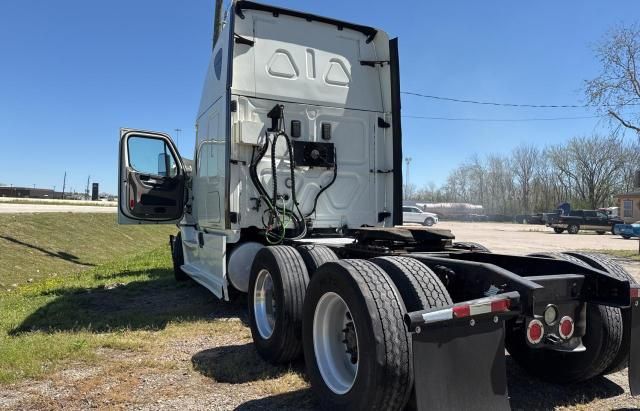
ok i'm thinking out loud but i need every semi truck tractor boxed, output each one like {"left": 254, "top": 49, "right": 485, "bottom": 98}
{"left": 118, "top": 1, "right": 640, "bottom": 409}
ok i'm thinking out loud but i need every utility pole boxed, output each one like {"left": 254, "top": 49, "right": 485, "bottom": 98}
{"left": 174, "top": 128, "right": 182, "bottom": 152}
{"left": 85, "top": 175, "right": 91, "bottom": 200}
{"left": 62, "top": 171, "right": 67, "bottom": 200}
{"left": 404, "top": 157, "right": 412, "bottom": 199}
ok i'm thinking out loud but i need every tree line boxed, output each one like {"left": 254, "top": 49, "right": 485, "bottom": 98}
{"left": 406, "top": 23, "right": 640, "bottom": 216}
{"left": 405, "top": 136, "right": 639, "bottom": 215}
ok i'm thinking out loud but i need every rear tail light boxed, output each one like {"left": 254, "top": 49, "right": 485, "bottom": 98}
{"left": 527, "top": 319, "right": 544, "bottom": 344}
{"left": 558, "top": 316, "right": 574, "bottom": 340}
{"left": 631, "top": 287, "right": 640, "bottom": 299}
{"left": 130, "top": 199, "right": 135, "bottom": 209}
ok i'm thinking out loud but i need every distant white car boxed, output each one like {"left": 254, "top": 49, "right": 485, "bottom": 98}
{"left": 402, "top": 206, "right": 439, "bottom": 226}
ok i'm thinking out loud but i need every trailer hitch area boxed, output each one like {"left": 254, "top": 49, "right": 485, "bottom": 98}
{"left": 404, "top": 292, "right": 520, "bottom": 411}
{"left": 629, "top": 286, "right": 640, "bottom": 395}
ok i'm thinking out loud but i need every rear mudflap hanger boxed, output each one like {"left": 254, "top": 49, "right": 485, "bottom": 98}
{"left": 406, "top": 287, "right": 640, "bottom": 410}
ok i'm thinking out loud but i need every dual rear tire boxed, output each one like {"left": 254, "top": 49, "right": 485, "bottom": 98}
{"left": 248, "top": 246, "right": 451, "bottom": 410}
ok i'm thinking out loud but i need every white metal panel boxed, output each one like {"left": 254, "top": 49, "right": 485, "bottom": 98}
{"left": 181, "top": 226, "right": 228, "bottom": 300}
{"left": 232, "top": 10, "right": 383, "bottom": 112}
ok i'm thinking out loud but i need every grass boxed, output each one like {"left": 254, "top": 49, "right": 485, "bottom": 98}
{"left": 0, "top": 198, "right": 115, "bottom": 206}
{"left": 587, "top": 248, "right": 640, "bottom": 261}
{"left": 0, "top": 246, "right": 222, "bottom": 384}
{"left": 0, "top": 213, "right": 174, "bottom": 288}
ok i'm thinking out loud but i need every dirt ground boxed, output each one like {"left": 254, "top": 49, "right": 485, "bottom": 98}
{"left": 2, "top": 222, "right": 640, "bottom": 410}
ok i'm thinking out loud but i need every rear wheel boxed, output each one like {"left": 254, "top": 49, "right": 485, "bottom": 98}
{"left": 171, "top": 233, "right": 189, "bottom": 282}
{"left": 553, "top": 227, "right": 565, "bottom": 234}
{"left": 596, "top": 231, "right": 606, "bottom": 235}
{"left": 622, "top": 235, "right": 632, "bottom": 239}
{"left": 506, "top": 252, "right": 623, "bottom": 382}
{"left": 564, "top": 252, "right": 637, "bottom": 374}
{"left": 567, "top": 224, "right": 580, "bottom": 234}
{"left": 297, "top": 245, "right": 338, "bottom": 276}
{"left": 248, "top": 246, "right": 309, "bottom": 364}
{"left": 303, "top": 260, "right": 412, "bottom": 411}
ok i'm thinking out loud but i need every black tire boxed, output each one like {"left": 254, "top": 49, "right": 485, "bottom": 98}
{"left": 297, "top": 245, "right": 338, "bottom": 276}
{"left": 622, "top": 235, "right": 632, "bottom": 239}
{"left": 423, "top": 217, "right": 435, "bottom": 227}
{"left": 506, "top": 252, "right": 623, "bottom": 382}
{"left": 567, "top": 224, "right": 580, "bottom": 234}
{"left": 564, "top": 251, "right": 637, "bottom": 374}
{"left": 303, "top": 260, "right": 412, "bottom": 411}
{"left": 553, "top": 227, "right": 565, "bottom": 234}
{"left": 171, "top": 233, "right": 189, "bottom": 282}
{"left": 369, "top": 256, "right": 452, "bottom": 312}
{"left": 451, "top": 241, "right": 491, "bottom": 253}
{"left": 596, "top": 231, "right": 606, "bottom": 235}
{"left": 248, "top": 246, "right": 309, "bottom": 364}
{"left": 611, "top": 225, "right": 618, "bottom": 235}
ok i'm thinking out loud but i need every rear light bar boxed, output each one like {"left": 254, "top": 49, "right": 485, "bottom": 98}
{"left": 420, "top": 295, "right": 512, "bottom": 325}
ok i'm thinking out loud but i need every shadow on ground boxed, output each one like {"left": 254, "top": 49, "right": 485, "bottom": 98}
{"left": 12, "top": 270, "right": 246, "bottom": 334}
{"left": 231, "top": 355, "right": 626, "bottom": 410}
{"left": 0, "top": 235, "right": 95, "bottom": 266}
{"left": 192, "top": 342, "right": 305, "bottom": 384}
{"left": 235, "top": 389, "right": 317, "bottom": 410}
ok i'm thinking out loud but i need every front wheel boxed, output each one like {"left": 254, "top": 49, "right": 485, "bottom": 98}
{"left": 248, "top": 246, "right": 309, "bottom": 364}
{"left": 303, "top": 260, "right": 412, "bottom": 411}
{"left": 622, "top": 235, "right": 632, "bottom": 239}
{"left": 553, "top": 227, "right": 565, "bottom": 234}
{"left": 423, "top": 217, "right": 435, "bottom": 226}
{"left": 567, "top": 224, "right": 580, "bottom": 234}
{"left": 171, "top": 233, "right": 189, "bottom": 282}
{"left": 596, "top": 231, "right": 606, "bottom": 235}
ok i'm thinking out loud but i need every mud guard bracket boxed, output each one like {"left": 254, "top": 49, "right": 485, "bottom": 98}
{"left": 629, "top": 297, "right": 640, "bottom": 395}
{"left": 412, "top": 317, "right": 510, "bottom": 411}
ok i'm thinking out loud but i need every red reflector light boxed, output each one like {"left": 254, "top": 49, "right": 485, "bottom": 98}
{"left": 527, "top": 319, "right": 544, "bottom": 344}
{"left": 452, "top": 305, "right": 470, "bottom": 318}
{"left": 490, "top": 299, "right": 510, "bottom": 312}
{"left": 631, "top": 288, "right": 640, "bottom": 299}
{"left": 558, "top": 316, "right": 574, "bottom": 340}
{"left": 130, "top": 199, "right": 135, "bottom": 209}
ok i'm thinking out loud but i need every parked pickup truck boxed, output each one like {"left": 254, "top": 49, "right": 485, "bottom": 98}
{"left": 548, "top": 209, "right": 624, "bottom": 234}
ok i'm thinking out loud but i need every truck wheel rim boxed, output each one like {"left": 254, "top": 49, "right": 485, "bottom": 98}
{"left": 254, "top": 269, "right": 276, "bottom": 339}
{"left": 313, "top": 292, "right": 358, "bottom": 394}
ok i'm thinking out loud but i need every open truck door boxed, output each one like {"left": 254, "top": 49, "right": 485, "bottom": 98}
{"left": 118, "top": 128, "right": 186, "bottom": 224}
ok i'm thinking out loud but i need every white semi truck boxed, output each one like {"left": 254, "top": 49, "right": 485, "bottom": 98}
{"left": 118, "top": 2, "right": 640, "bottom": 409}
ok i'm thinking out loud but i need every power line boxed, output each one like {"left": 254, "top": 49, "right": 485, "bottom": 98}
{"left": 402, "top": 114, "right": 604, "bottom": 122}
{"left": 401, "top": 91, "right": 640, "bottom": 108}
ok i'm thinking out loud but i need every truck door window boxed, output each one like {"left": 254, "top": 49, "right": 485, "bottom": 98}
{"left": 128, "top": 137, "right": 178, "bottom": 178}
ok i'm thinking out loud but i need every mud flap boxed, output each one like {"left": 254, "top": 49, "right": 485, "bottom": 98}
{"left": 412, "top": 318, "right": 510, "bottom": 411}
{"left": 629, "top": 300, "right": 640, "bottom": 395}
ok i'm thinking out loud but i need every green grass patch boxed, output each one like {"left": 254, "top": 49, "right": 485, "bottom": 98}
{"left": 588, "top": 248, "right": 640, "bottom": 261}
{"left": 0, "top": 247, "right": 223, "bottom": 384}
{"left": 0, "top": 213, "right": 174, "bottom": 288}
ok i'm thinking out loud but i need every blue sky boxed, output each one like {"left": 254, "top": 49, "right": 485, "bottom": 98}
{"left": 0, "top": 0, "right": 637, "bottom": 194}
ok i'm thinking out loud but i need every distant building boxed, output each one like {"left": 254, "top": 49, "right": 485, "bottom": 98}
{"left": 616, "top": 191, "right": 640, "bottom": 223}
{"left": 0, "top": 186, "right": 63, "bottom": 199}
{"left": 616, "top": 171, "right": 640, "bottom": 223}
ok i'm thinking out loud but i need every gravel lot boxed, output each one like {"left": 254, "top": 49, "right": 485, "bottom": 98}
{"left": 438, "top": 221, "right": 640, "bottom": 279}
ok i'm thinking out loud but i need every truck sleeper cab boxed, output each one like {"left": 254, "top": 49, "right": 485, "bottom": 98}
{"left": 118, "top": 2, "right": 640, "bottom": 410}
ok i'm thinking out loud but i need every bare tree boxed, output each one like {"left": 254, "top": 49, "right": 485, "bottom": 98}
{"left": 585, "top": 24, "right": 640, "bottom": 137}
{"left": 512, "top": 145, "right": 540, "bottom": 213}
